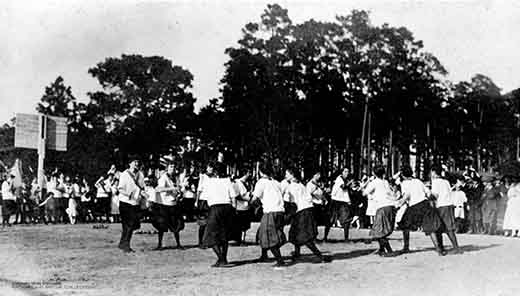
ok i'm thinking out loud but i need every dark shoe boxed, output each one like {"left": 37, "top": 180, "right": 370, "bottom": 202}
{"left": 401, "top": 247, "right": 410, "bottom": 254}
{"left": 211, "top": 261, "right": 222, "bottom": 268}
{"left": 176, "top": 245, "right": 186, "bottom": 250}
{"left": 436, "top": 249, "right": 447, "bottom": 256}
{"left": 153, "top": 246, "right": 164, "bottom": 251}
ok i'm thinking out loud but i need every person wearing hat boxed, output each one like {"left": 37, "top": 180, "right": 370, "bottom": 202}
{"left": 481, "top": 174, "right": 499, "bottom": 235}
{"left": 1, "top": 173, "right": 17, "bottom": 226}
{"left": 117, "top": 159, "right": 144, "bottom": 253}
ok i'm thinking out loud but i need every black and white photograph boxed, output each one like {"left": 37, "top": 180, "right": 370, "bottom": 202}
{"left": 1, "top": 0, "right": 520, "bottom": 295}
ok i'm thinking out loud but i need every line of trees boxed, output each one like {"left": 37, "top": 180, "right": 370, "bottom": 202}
{"left": 1, "top": 4, "right": 519, "bottom": 181}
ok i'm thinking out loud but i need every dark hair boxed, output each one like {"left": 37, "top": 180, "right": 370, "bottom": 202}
{"left": 374, "top": 166, "right": 386, "bottom": 179}
{"left": 258, "top": 162, "right": 274, "bottom": 177}
{"left": 286, "top": 166, "right": 301, "bottom": 182}
{"left": 401, "top": 165, "right": 413, "bottom": 178}
{"left": 214, "top": 162, "right": 227, "bottom": 177}
{"left": 431, "top": 165, "right": 442, "bottom": 176}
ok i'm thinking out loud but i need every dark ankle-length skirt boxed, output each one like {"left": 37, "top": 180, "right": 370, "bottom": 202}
{"left": 235, "top": 209, "right": 253, "bottom": 232}
{"left": 203, "top": 204, "right": 235, "bottom": 247}
{"left": 398, "top": 199, "right": 442, "bottom": 235}
{"left": 328, "top": 200, "right": 351, "bottom": 227}
{"left": 284, "top": 201, "right": 297, "bottom": 225}
{"left": 437, "top": 205, "right": 456, "bottom": 233}
{"left": 313, "top": 204, "right": 330, "bottom": 226}
{"left": 256, "top": 211, "right": 287, "bottom": 249}
{"left": 289, "top": 207, "right": 318, "bottom": 246}
{"left": 2, "top": 200, "right": 17, "bottom": 217}
{"left": 119, "top": 201, "right": 141, "bottom": 231}
{"left": 370, "top": 206, "right": 396, "bottom": 239}
{"left": 150, "top": 203, "right": 185, "bottom": 233}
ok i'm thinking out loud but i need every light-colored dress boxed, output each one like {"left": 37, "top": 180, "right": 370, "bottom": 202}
{"left": 503, "top": 183, "right": 520, "bottom": 231}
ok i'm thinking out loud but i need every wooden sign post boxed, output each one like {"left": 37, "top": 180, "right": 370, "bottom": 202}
{"left": 37, "top": 115, "right": 47, "bottom": 195}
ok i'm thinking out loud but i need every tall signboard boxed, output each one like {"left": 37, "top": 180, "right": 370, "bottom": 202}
{"left": 14, "top": 113, "right": 68, "bottom": 199}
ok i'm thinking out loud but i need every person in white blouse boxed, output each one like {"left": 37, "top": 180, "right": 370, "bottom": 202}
{"left": 285, "top": 167, "right": 331, "bottom": 263}
{"left": 117, "top": 159, "right": 144, "bottom": 253}
{"left": 397, "top": 165, "right": 446, "bottom": 256}
{"left": 363, "top": 166, "right": 401, "bottom": 256}
{"left": 95, "top": 173, "right": 113, "bottom": 222}
{"left": 324, "top": 167, "right": 352, "bottom": 242}
{"left": 306, "top": 171, "right": 329, "bottom": 232}
{"left": 431, "top": 167, "right": 461, "bottom": 254}
{"left": 251, "top": 162, "right": 287, "bottom": 269}
{"left": 232, "top": 170, "right": 253, "bottom": 245}
{"left": 195, "top": 164, "right": 213, "bottom": 248}
{"left": 1, "top": 173, "right": 17, "bottom": 226}
{"left": 451, "top": 176, "right": 468, "bottom": 233}
{"left": 201, "top": 162, "right": 238, "bottom": 268}
{"left": 150, "top": 162, "right": 184, "bottom": 250}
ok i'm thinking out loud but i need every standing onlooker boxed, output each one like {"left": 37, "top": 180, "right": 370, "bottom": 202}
{"left": 495, "top": 178, "right": 508, "bottom": 234}
{"left": 465, "top": 177, "right": 484, "bottom": 234}
{"left": 2, "top": 173, "right": 17, "bottom": 226}
{"left": 481, "top": 174, "right": 500, "bottom": 235}
{"left": 179, "top": 166, "right": 198, "bottom": 222}
{"left": 95, "top": 173, "right": 113, "bottom": 222}
{"left": 503, "top": 177, "right": 520, "bottom": 237}
{"left": 110, "top": 178, "right": 120, "bottom": 223}
{"left": 451, "top": 176, "right": 468, "bottom": 233}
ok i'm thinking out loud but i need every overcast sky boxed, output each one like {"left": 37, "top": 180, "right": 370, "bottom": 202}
{"left": 1, "top": 0, "right": 519, "bottom": 124}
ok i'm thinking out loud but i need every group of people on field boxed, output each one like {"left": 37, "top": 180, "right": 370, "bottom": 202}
{"left": 3, "top": 157, "right": 520, "bottom": 269}
{"left": 108, "top": 156, "right": 520, "bottom": 269}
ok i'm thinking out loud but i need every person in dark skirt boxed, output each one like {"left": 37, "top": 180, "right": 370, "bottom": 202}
{"left": 285, "top": 167, "right": 331, "bottom": 263}
{"left": 280, "top": 174, "right": 297, "bottom": 226}
{"left": 202, "top": 162, "right": 238, "bottom": 267}
{"left": 151, "top": 162, "right": 185, "bottom": 250}
{"left": 306, "top": 171, "right": 330, "bottom": 231}
{"left": 364, "top": 166, "right": 401, "bottom": 256}
{"left": 431, "top": 166, "right": 462, "bottom": 254}
{"left": 397, "top": 165, "right": 446, "bottom": 256}
{"left": 252, "top": 163, "right": 288, "bottom": 269}
{"left": 232, "top": 170, "right": 253, "bottom": 245}
{"left": 2, "top": 173, "right": 18, "bottom": 226}
{"left": 324, "top": 167, "right": 352, "bottom": 242}
{"left": 196, "top": 164, "right": 214, "bottom": 248}
{"left": 117, "top": 159, "right": 144, "bottom": 253}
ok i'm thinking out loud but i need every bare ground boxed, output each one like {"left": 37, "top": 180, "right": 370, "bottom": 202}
{"left": 0, "top": 222, "right": 519, "bottom": 296}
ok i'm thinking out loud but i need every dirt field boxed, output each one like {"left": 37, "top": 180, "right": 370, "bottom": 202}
{"left": 0, "top": 222, "right": 519, "bottom": 296}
